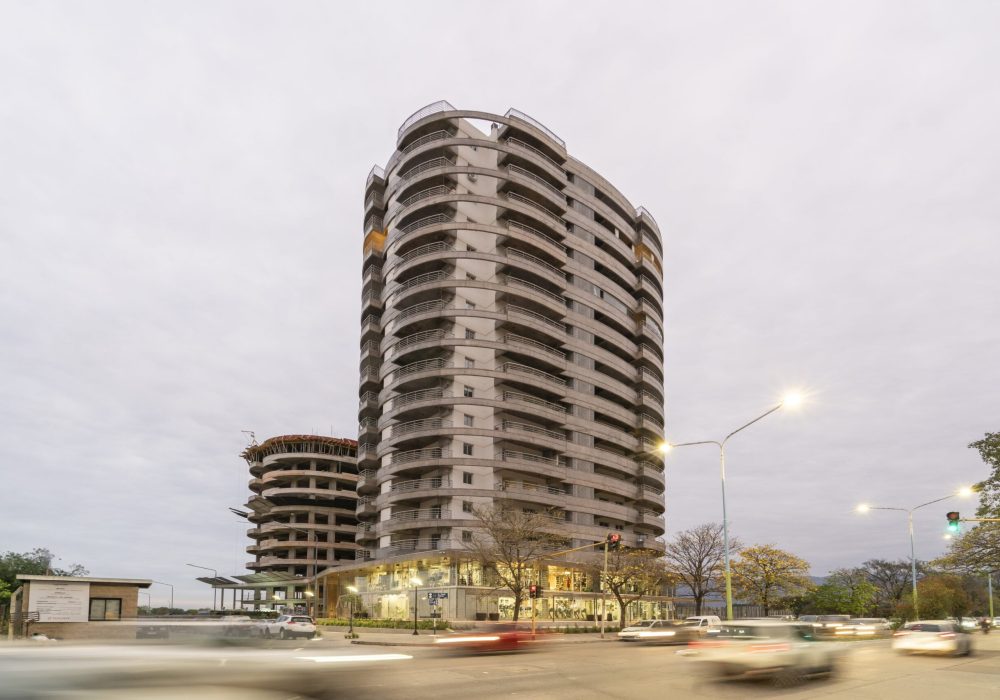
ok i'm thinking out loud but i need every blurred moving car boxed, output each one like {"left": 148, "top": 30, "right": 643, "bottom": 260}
{"left": 683, "top": 615, "right": 722, "bottom": 636}
{"left": 434, "top": 624, "right": 532, "bottom": 653}
{"left": 833, "top": 618, "right": 890, "bottom": 638}
{"left": 617, "top": 620, "right": 693, "bottom": 643}
{"left": 813, "top": 615, "right": 852, "bottom": 634}
{"left": 135, "top": 624, "right": 170, "bottom": 640}
{"left": 689, "top": 620, "right": 844, "bottom": 685}
{"left": 892, "top": 620, "right": 972, "bottom": 656}
{"left": 262, "top": 615, "right": 316, "bottom": 640}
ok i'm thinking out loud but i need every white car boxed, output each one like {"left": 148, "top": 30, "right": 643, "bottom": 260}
{"left": 617, "top": 620, "right": 692, "bottom": 643}
{"left": 263, "top": 615, "right": 317, "bottom": 640}
{"left": 892, "top": 620, "right": 972, "bottom": 656}
{"left": 690, "top": 620, "right": 844, "bottom": 685}
{"left": 683, "top": 615, "right": 722, "bottom": 635}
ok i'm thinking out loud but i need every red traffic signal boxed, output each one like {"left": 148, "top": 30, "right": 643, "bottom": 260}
{"left": 528, "top": 584, "right": 538, "bottom": 599}
{"left": 607, "top": 533, "right": 622, "bottom": 550}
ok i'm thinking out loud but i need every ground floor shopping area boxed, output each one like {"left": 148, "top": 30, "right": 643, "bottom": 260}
{"left": 319, "top": 554, "right": 674, "bottom": 623}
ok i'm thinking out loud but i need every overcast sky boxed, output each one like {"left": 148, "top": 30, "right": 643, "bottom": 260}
{"left": 2, "top": 1, "right": 998, "bottom": 608}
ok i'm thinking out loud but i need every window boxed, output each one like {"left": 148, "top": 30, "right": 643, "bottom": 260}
{"left": 463, "top": 414, "right": 474, "bottom": 427}
{"left": 465, "top": 358, "right": 475, "bottom": 369}
{"left": 462, "top": 443, "right": 474, "bottom": 456}
{"left": 463, "top": 385, "right": 474, "bottom": 397}
{"left": 462, "top": 530, "right": 473, "bottom": 542}
{"left": 462, "top": 501, "right": 473, "bottom": 513}
{"left": 463, "top": 472, "right": 473, "bottom": 485}
{"left": 465, "top": 329, "right": 476, "bottom": 339}
{"left": 89, "top": 598, "right": 122, "bottom": 621}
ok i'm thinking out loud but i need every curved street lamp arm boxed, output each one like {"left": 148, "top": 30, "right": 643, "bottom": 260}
{"left": 912, "top": 494, "right": 956, "bottom": 512}
{"left": 867, "top": 506, "right": 910, "bottom": 513}
{"left": 669, "top": 440, "right": 722, "bottom": 449}
{"left": 722, "top": 404, "right": 783, "bottom": 446}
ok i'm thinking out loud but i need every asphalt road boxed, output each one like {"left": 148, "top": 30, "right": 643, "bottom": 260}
{"left": 323, "top": 634, "right": 1000, "bottom": 700}
{"left": 3, "top": 633, "right": 999, "bottom": 699}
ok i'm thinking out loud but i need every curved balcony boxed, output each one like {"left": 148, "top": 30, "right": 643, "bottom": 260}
{"left": 502, "top": 164, "right": 567, "bottom": 212}
{"left": 372, "top": 508, "right": 453, "bottom": 537}
{"left": 261, "top": 486, "right": 357, "bottom": 501}
{"left": 636, "top": 484, "right": 665, "bottom": 510}
{"left": 503, "top": 219, "right": 567, "bottom": 260}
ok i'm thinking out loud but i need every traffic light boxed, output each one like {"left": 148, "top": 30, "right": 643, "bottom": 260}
{"left": 946, "top": 511, "right": 961, "bottom": 534}
{"left": 528, "top": 584, "right": 538, "bottom": 599}
{"left": 607, "top": 532, "right": 622, "bottom": 550}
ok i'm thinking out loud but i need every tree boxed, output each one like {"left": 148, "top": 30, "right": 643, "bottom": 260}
{"left": 466, "top": 506, "right": 567, "bottom": 622}
{"left": 894, "top": 574, "right": 971, "bottom": 620}
{"left": 857, "top": 559, "right": 918, "bottom": 616}
{"left": 663, "top": 523, "right": 739, "bottom": 615}
{"left": 805, "top": 580, "right": 877, "bottom": 616}
{"left": 731, "top": 545, "right": 811, "bottom": 616}
{"left": 0, "top": 549, "right": 89, "bottom": 605}
{"left": 970, "top": 432, "right": 1000, "bottom": 517}
{"left": 934, "top": 522, "right": 1000, "bottom": 574}
{"left": 594, "top": 547, "right": 673, "bottom": 628}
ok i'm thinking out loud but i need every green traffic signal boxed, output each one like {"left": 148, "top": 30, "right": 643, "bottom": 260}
{"left": 946, "top": 511, "right": 961, "bottom": 534}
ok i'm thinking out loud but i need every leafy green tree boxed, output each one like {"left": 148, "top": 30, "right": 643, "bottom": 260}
{"left": 934, "top": 523, "right": 1000, "bottom": 574}
{"left": 970, "top": 432, "right": 1000, "bottom": 517}
{"left": 731, "top": 545, "right": 811, "bottom": 616}
{"left": 805, "top": 580, "right": 877, "bottom": 615}
{"left": 0, "top": 549, "right": 89, "bottom": 604}
{"left": 895, "top": 574, "right": 971, "bottom": 620}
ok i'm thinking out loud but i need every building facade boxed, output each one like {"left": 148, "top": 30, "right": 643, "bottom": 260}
{"left": 241, "top": 435, "right": 359, "bottom": 612}
{"left": 356, "top": 103, "right": 666, "bottom": 576}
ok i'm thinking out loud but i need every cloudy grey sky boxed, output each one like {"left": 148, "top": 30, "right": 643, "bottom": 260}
{"left": 2, "top": 1, "right": 997, "bottom": 607}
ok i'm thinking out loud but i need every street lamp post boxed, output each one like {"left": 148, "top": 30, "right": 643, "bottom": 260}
{"left": 152, "top": 580, "right": 174, "bottom": 611}
{"left": 856, "top": 487, "right": 973, "bottom": 620}
{"left": 664, "top": 394, "right": 801, "bottom": 621}
{"left": 411, "top": 577, "right": 423, "bottom": 635}
{"left": 347, "top": 585, "right": 358, "bottom": 634}
{"left": 186, "top": 563, "right": 218, "bottom": 611}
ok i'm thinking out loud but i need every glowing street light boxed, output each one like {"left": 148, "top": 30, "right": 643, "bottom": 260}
{"left": 663, "top": 391, "right": 804, "bottom": 621}
{"left": 855, "top": 486, "right": 974, "bottom": 619}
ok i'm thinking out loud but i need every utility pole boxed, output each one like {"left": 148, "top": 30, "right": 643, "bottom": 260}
{"left": 600, "top": 539, "right": 609, "bottom": 639}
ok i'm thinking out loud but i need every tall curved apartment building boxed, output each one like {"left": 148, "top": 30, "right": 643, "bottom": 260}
{"left": 242, "top": 435, "right": 360, "bottom": 578}
{"left": 358, "top": 102, "right": 666, "bottom": 564}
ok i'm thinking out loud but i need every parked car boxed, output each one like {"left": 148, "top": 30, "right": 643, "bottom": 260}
{"left": 892, "top": 620, "right": 972, "bottom": 656}
{"left": 262, "top": 615, "right": 317, "bottom": 640}
{"left": 617, "top": 620, "right": 693, "bottom": 643}
{"left": 689, "top": 620, "right": 845, "bottom": 685}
